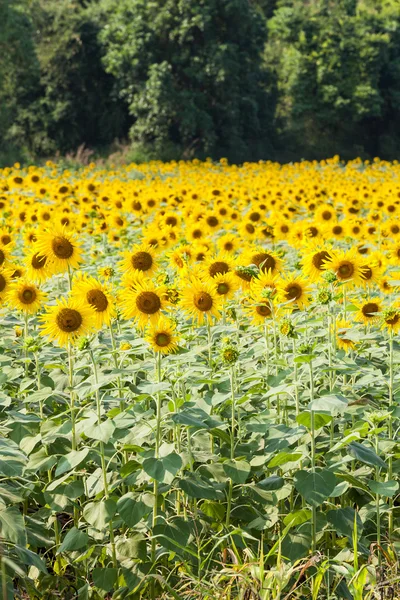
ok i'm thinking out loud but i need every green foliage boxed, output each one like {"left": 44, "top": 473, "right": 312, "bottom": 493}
{"left": 266, "top": 0, "right": 400, "bottom": 159}
{"left": 99, "top": 0, "right": 273, "bottom": 162}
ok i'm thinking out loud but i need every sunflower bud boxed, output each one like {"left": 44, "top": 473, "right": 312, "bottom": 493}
{"left": 119, "top": 342, "right": 132, "bottom": 351}
{"left": 77, "top": 337, "right": 90, "bottom": 351}
{"left": 317, "top": 288, "right": 332, "bottom": 305}
{"left": 24, "top": 336, "right": 40, "bottom": 353}
{"left": 226, "top": 307, "right": 237, "bottom": 321}
{"left": 220, "top": 339, "right": 239, "bottom": 365}
{"left": 323, "top": 271, "right": 337, "bottom": 284}
{"left": 279, "top": 318, "right": 295, "bottom": 338}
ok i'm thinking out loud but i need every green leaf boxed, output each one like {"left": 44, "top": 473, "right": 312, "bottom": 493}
{"left": 369, "top": 480, "right": 399, "bottom": 497}
{"left": 0, "top": 505, "right": 27, "bottom": 546}
{"left": 83, "top": 499, "right": 117, "bottom": 530}
{"left": 153, "top": 519, "right": 194, "bottom": 556}
{"left": 283, "top": 509, "right": 312, "bottom": 528}
{"left": 117, "top": 492, "right": 153, "bottom": 527}
{"left": 120, "top": 460, "right": 142, "bottom": 477}
{"left": 55, "top": 448, "right": 90, "bottom": 477}
{"left": 85, "top": 420, "right": 115, "bottom": 443}
{"left": 223, "top": 459, "right": 251, "bottom": 483}
{"left": 309, "top": 394, "right": 348, "bottom": 414}
{"left": 348, "top": 442, "right": 386, "bottom": 470}
{"left": 296, "top": 412, "right": 332, "bottom": 429}
{"left": 116, "top": 534, "right": 147, "bottom": 560}
{"left": 294, "top": 470, "right": 337, "bottom": 507}
{"left": 200, "top": 500, "right": 225, "bottom": 522}
{"left": 58, "top": 527, "right": 89, "bottom": 553}
{"left": 257, "top": 475, "right": 285, "bottom": 491}
{"left": 142, "top": 452, "right": 182, "bottom": 483}
{"left": 93, "top": 567, "right": 118, "bottom": 591}
{"left": 26, "top": 448, "right": 57, "bottom": 473}
{"left": 327, "top": 507, "right": 363, "bottom": 537}
{"left": 178, "top": 475, "right": 225, "bottom": 500}
{"left": 268, "top": 452, "right": 303, "bottom": 468}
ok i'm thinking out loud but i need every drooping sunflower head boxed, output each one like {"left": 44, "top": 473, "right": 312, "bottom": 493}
{"left": 120, "top": 244, "right": 157, "bottom": 277}
{"left": 145, "top": 317, "right": 179, "bottom": 355}
{"left": 180, "top": 278, "right": 221, "bottom": 324}
{"left": 71, "top": 275, "right": 116, "bottom": 328}
{"left": 381, "top": 307, "right": 400, "bottom": 334}
{"left": 6, "top": 279, "right": 46, "bottom": 314}
{"left": 40, "top": 298, "right": 95, "bottom": 347}
{"left": 34, "top": 227, "right": 83, "bottom": 274}
{"left": 354, "top": 298, "right": 382, "bottom": 325}
{"left": 335, "top": 319, "right": 357, "bottom": 353}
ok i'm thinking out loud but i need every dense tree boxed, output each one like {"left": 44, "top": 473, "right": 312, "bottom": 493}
{"left": 99, "top": 0, "right": 274, "bottom": 162}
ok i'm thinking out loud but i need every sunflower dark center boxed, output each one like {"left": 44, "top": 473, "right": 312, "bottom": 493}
{"left": 250, "top": 212, "right": 261, "bottom": 222}
{"left": 217, "top": 283, "right": 229, "bottom": 295}
{"left": 281, "top": 225, "right": 289, "bottom": 233}
{"left": 56, "top": 308, "right": 83, "bottom": 332}
{"left": 166, "top": 216, "right": 177, "bottom": 227}
{"left": 0, "top": 274, "right": 6, "bottom": 292}
{"left": 362, "top": 302, "right": 379, "bottom": 317}
{"left": 252, "top": 253, "right": 276, "bottom": 272}
{"left": 136, "top": 291, "right": 161, "bottom": 314}
{"left": 207, "top": 216, "right": 218, "bottom": 228}
{"left": 155, "top": 332, "right": 171, "bottom": 347}
{"left": 386, "top": 313, "right": 400, "bottom": 325}
{"left": 391, "top": 225, "right": 399, "bottom": 234}
{"left": 0, "top": 250, "right": 5, "bottom": 266}
{"left": 87, "top": 289, "right": 108, "bottom": 312}
{"left": 52, "top": 236, "right": 73, "bottom": 259}
{"left": 322, "top": 210, "right": 332, "bottom": 220}
{"left": 19, "top": 288, "right": 37, "bottom": 304}
{"left": 209, "top": 261, "right": 229, "bottom": 277}
{"left": 32, "top": 253, "right": 47, "bottom": 269}
{"left": 245, "top": 224, "right": 255, "bottom": 234}
{"left": 361, "top": 266, "right": 373, "bottom": 280}
{"left": 308, "top": 226, "right": 319, "bottom": 237}
{"left": 337, "top": 262, "right": 354, "bottom": 279}
{"left": 311, "top": 250, "right": 331, "bottom": 270}
{"left": 332, "top": 226, "right": 343, "bottom": 235}
{"left": 1, "top": 235, "right": 11, "bottom": 245}
{"left": 131, "top": 251, "right": 153, "bottom": 272}
{"left": 286, "top": 284, "right": 302, "bottom": 301}
{"left": 256, "top": 303, "right": 272, "bottom": 317}
{"left": 224, "top": 242, "right": 233, "bottom": 251}
{"left": 193, "top": 292, "right": 213, "bottom": 311}
{"left": 193, "top": 229, "right": 202, "bottom": 239}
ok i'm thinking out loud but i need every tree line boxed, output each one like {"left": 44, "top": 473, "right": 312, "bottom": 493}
{"left": 1, "top": 0, "right": 400, "bottom": 166}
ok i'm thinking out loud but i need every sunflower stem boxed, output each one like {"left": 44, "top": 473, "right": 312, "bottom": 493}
{"left": 68, "top": 343, "right": 79, "bottom": 527}
{"left": 151, "top": 352, "right": 162, "bottom": 595}
{"left": 23, "top": 312, "right": 29, "bottom": 376}
{"left": 309, "top": 358, "right": 317, "bottom": 554}
{"left": 388, "top": 330, "right": 394, "bottom": 539}
{"left": 89, "top": 349, "right": 117, "bottom": 573}
{"left": 225, "top": 365, "right": 236, "bottom": 528}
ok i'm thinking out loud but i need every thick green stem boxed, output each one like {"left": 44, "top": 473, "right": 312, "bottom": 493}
{"left": 309, "top": 359, "right": 317, "bottom": 554}
{"left": 151, "top": 352, "right": 162, "bottom": 590}
{"left": 225, "top": 366, "right": 236, "bottom": 528}
{"left": 89, "top": 350, "right": 117, "bottom": 571}
{"left": 388, "top": 331, "right": 394, "bottom": 538}
{"left": 67, "top": 343, "right": 79, "bottom": 527}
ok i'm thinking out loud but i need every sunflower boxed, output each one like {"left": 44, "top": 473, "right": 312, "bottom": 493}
{"left": 379, "top": 275, "right": 399, "bottom": 295}
{"left": 322, "top": 248, "right": 366, "bottom": 287}
{"left": 250, "top": 269, "right": 279, "bottom": 299}
{"left": 0, "top": 228, "right": 13, "bottom": 247}
{"left": 145, "top": 317, "right": 179, "bottom": 355}
{"left": 71, "top": 275, "right": 115, "bottom": 328}
{"left": 242, "top": 247, "right": 283, "bottom": 275}
{"left": 202, "top": 253, "right": 235, "bottom": 279}
{"left": 119, "top": 279, "right": 168, "bottom": 328}
{"left": 301, "top": 246, "right": 332, "bottom": 282}
{"left": 180, "top": 278, "right": 221, "bottom": 324}
{"left": 389, "top": 243, "right": 400, "bottom": 266}
{"left": 277, "top": 275, "right": 311, "bottom": 310}
{"left": 244, "top": 295, "right": 274, "bottom": 326}
{"left": 40, "top": 298, "right": 95, "bottom": 347}
{"left": 24, "top": 249, "right": 54, "bottom": 283}
{"left": 35, "top": 227, "right": 83, "bottom": 273}
{"left": 359, "top": 259, "right": 384, "bottom": 288}
{"left": 381, "top": 307, "right": 400, "bottom": 334}
{"left": 0, "top": 268, "right": 13, "bottom": 300}
{"left": 217, "top": 233, "right": 240, "bottom": 254}
{"left": 212, "top": 272, "right": 239, "bottom": 300}
{"left": 0, "top": 244, "right": 10, "bottom": 268}
{"left": 120, "top": 244, "right": 157, "bottom": 277}
{"left": 354, "top": 298, "right": 382, "bottom": 325}
{"left": 6, "top": 279, "right": 46, "bottom": 314}
{"left": 335, "top": 319, "right": 357, "bottom": 353}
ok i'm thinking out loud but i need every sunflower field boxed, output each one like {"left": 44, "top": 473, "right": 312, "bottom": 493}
{"left": 1, "top": 156, "right": 400, "bottom": 599}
